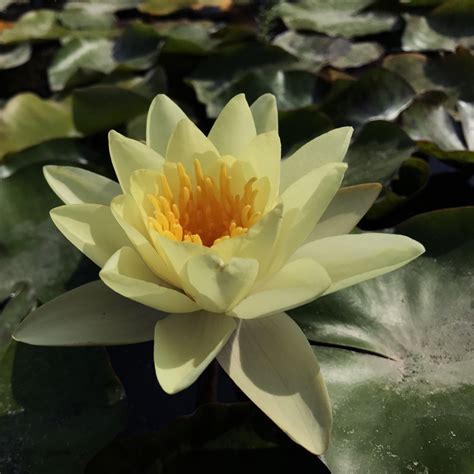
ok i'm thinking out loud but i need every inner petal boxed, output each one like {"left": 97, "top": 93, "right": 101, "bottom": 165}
{"left": 146, "top": 159, "right": 265, "bottom": 247}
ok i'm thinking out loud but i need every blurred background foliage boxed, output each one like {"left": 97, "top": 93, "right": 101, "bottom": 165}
{"left": 0, "top": 0, "right": 472, "bottom": 473}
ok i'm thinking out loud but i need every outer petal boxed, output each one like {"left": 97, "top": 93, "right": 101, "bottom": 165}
{"left": 146, "top": 94, "right": 187, "bottom": 155}
{"left": 154, "top": 311, "right": 236, "bottom": 394}
{"left": 250, "top": 94, "right": 278, "bottom": 134}
{"left": 293, "top": 233, "right": 425, "bottom": 294}
{"left": 50, "top": 204, "right": 130, "bottom": 267}
{"left": 270, "top": 162, "right": 347, "bottom": 274}
{"left": 13, "top": 281, "right": 163, "bottom": 346}
{"left": 306, "top": 183, "right": 381, "bottom": 241}
{"left": 44, "top": 165, "right": 121, "bottom": 205}
{"left": 217, "top": 312, "right": 332, "bottom": 455}
{"left": 229, "top": 258, "right": 331, "bottom": 319}
{"left": 108, "top": 130, "right": 164, "bottom": 193}
{"left": 208, "top": 94, "right": 257, "bottom": 156}
{"left": 280, "top": 127, "right": 353, "bottom": 192}
{"left": 100, "top": 247, "right": 200, "bottom": 313}
{"left": 237, "top": 131, "right": 281, "bottom": 205}
{"left": 110, "top": 193, "right": 179, "bottom": 286}
{"left": 165, "top": 118, "right": 218, "bottom": 171}
{"left": 181, "top": 254, "right": 259, "bottom": 313}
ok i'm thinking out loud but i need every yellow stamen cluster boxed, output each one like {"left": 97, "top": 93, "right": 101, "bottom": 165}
{"left": 147, "top": 160, "right": 261, "bottom": 247}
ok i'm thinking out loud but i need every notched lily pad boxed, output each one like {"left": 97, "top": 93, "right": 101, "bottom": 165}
{"left": 321, "top": 68, "right": 416, "bottom": 128}
{"left": 290, "top": 207, "right": 474, "bottom": 473}
{"left": 277, "top": 0, "right": 398, "bottom": 38}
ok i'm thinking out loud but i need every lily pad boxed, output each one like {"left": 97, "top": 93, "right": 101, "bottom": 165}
{"left": 0, "top": 10, "right": 65, "bottom": 44}
{"left": 0, "top": 287, "right": 126, "bottom": 474}
{"left": 0, "top": 93, "right": 78, "bottom": 160}
{"left": 86, "top": 403, "right": 328, "bottom": 473}
{"left": 273, "top": 31, "right": 383, "bottom": 73}
{"left": 159, "top": 22, "right": 219, "bottom": 55}
{"left": 72, "top": 85, "right": 150, "bottom": 135}
{"left": 0, "top": 42, "right": 31, "bottom": 70}
{"left": 290, "top": 207, "right": 474, "bottom": 473}
{"left": 321, "top": 68, "right": 415, "bottom": 128}
{"left": 400, "top": 92, "right": 474, "bottom": 166}
{"left": 402, "top": 14, "right": 474, "bottom": 52}
{"left": 188, "top": 43, "right": 315, "bottom": 117}
{"left": 138, "top": 0, "right": 232, "bottom": 15}
{"left": 277, "top": 0, "right": 398, "bottom": 38}
{"left": 48, "top": 38, "right": 117, "bottom": 92}
{"left": 428, "top": 0, "right": 474, "bottom": 38}
{"left": 0, "top": 163, "right": 82, "bottom": 302}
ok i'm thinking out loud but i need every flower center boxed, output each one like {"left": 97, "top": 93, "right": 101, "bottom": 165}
{"left": 147, "top": 160, "right": 261, "bottom": 247}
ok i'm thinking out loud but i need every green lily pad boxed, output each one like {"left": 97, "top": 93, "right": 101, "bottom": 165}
{"left": 188, "top": 43, "right": 315, "bottom": 117}
{"left": 290, "top": 207, "right": 474, "bottom": 473}
{"left": 86, "top": 403, "right": 327, "bottom": 473}
{"left": 0, "top": 164, "right": 82, "bottom": 302}
{"left": 0, "top": 93, "right": 78, "bottom": 160}
{"left": 0, "top": 10, "right": 65, "bottom": 44}
{"left": 384, "top": 49, "right": 474, "bottom": 104}
{"left": 277, "top": 0, "right": 398, "bottom": 38}
{"left": 0, "top": 286, "right": 126, "bottom": 474}
{"left": 72, "top": 85, "right": 150, "bottom": 135}
{"left": 428, "top": 0, "right": 474, "bottom": 38}
{"left": 48, "top": 38, "right": 117, "bottom": 92}
{"left": 0, "top": 138, "right": 99, "bottom": 179}
{"left": 321, "top": 68, "right": 416, "bottom": 128}
{"left": 159, "top": 22, "right": 219, "bottom": 55}
{"left": 0, "top": 42, "right": 31, "bottom": 70}
{"left": 273, "top": 31, "right": 383, "bottom": 72}
{"left": 400, "top": 92, "right": 474, "bottom": 166}
{"left": 58, "top": 4, "right": 117, "bottom": 31}
{"left": 138, "top": 0, "right": 231, "bottom": 15}
{"left": 279, "top": 106, "right": 333, "bottom": 157}
{"left": 402, "top": 14, "right": 474, "bottom": 52}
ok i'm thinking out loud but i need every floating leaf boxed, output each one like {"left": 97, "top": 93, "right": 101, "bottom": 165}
{"left": 0, "top": 94, "right": 78, "bottom": 160}
{"left": 48, "top": 38, "right": 116, "bottom": 92}
{"left": 428, "top": 0, "right": 474, "bottom": 38}
{"left": 277, "top": 0, "right": 398, "bottom": 38}
{"left": 159, "top": 22, "right": 219, "bottom": 55}
{"left": 0, "top": 42, "right": 31, "bottom": 70}
{"left": 400, "top": 92, "right": 474, "bottom": 166}
{"left": 73, "top": 85, "right": 150, "bottom": 135}
{"left": 138, "top": 0, "right": 232, "bottom": 15}
{"left": 87, "top": 403, "right": 327, "bottom": 473}
{"left": 0, "top": 10, "right": 65, "bottom": 44}
{"left": 273, "top": 31, "right": 383, "bottom": 72}
{"left": 0, "top": 164, "right": 83, "bottom": 302}
{"left": 290, "top": 207, "right": 474, "bottom": 473}
{"left": 321, "top": 68, "right": 415, "bottom": 128}
{"left": 279, "top": 106, "right": 333, "bottom": 157}
{"left": 188, "top": 43, "right": 315, "bottom": 117}
{"left": 402, "top": 14, "right": 474, "bottom": 52}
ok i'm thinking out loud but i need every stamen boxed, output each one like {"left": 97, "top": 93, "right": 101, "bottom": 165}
{"left": 147, "top": 162, "right": 262, "bottom": 247}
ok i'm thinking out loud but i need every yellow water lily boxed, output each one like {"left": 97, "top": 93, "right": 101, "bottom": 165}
{"left": 14, "top": 93, "right": 424, "bottom": 455}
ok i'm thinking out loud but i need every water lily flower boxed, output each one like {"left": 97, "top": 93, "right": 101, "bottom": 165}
{"left": 14, "top": 93, "right": 424, "bottom": 454}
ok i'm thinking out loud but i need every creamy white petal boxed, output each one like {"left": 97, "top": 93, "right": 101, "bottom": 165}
{"left": 306, "top": 183, "right": 381, "bottom": 241}
{"left": 44, "top": 165, "right": 121, "bottom": 205}
{"left": 13, "top": 281, "right": 164, "bottom": 346}
{"left": 108, "top": 130, "right": 164, "bottom": 193}
{"left": 250, "top": 94, "right": 278, "bottom": 134}
{"left": 146, "top": 94, "right": 187, "bottom": 155}
{"left": 208, "top": 94, "right": 257, "bottom": 156}
{"left": 293, "top": 233, "right": 425, "bottom": 294}
{"left": 269, "top": 163, "right": 347, "bottom": 274}
{"left": 229, "top": 258, "right": 331, "bottom": 319}
{"left": 182, "top": 254, "right": 259, "bottom": 313}
{"left": 237, "top": 131, "right": 281, "bottom": 205}
{"left": 217, "top": 312, "right": 332, "bottom": 455}
{"left": 280, "top": 127, "right": 353, "bottom": 192}
{"left": 165, "top": 118, "right": 218, "bottom": 172}
{"left": 110, "top": 193, "right": 179, "bottom": 286}
{"left": 100, "top": 247, "right": 200, "bottom": 313}
{"left": 154, "top": 311, "right": 236, "bottom": 394}
{"left": 50, "top": 204, "right": 130, "bottom": 268}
